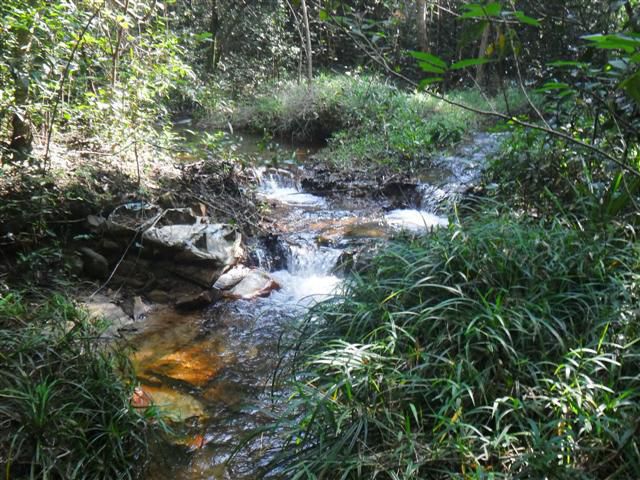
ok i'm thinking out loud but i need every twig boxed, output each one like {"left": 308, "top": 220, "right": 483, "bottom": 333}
{"left": 341, "top": 21, "right": 640, "bottom": 178}
{"left": 89, "top": 229, "right": 140, "bottom": 299}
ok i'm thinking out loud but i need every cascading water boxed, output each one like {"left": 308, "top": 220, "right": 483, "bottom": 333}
{"left": 137, "top": 130, "right": 505, "bottom": 480}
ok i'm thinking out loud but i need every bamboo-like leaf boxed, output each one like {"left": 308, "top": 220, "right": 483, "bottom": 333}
{"left": 409, "top": 50, "right": 448, "bottom": 68}
{"left": 450, "top": 57, "right": 492, "bottom": 70}
{"left": 513, "top": 11, "right": 541, "bottom": 27}
{"left": 418, "top": 77, "right": 444, "bottom": 89}
{"left": 418, "top": 61, "right": 446, "bottom": 74}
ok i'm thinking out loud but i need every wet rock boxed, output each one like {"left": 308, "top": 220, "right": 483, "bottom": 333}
{"left": 85, "top": 214, "right": 106, "bottom": 232}
{"left": 78, "top": 247, "right": 109, "bottom": 279}
{"left": 131, "top": 386, "right": 153, "bottom": 409}
{"left": 147, "top": 289, "right": 172, "bottom": 303}
{"left": 84, "top": 294, "right": 134, "bottom": 335}
{"left": 100, "top": 238, "right": 121, "bottom": 251}
{"left": 175, "top": 290, "right": 219, "bottom": 311}
{"left": 106, "top": 202, "right": 162, "bottom": 236}
{"left": 141, "top": 340, "right": 226, "bottom": 387}
{"left": 138, "top": 384, "right": 206, "bottom": 421}
{"left": 212, "top": 265, "right": 252, "bottom": 290}
{"left": 65, "top": 252, "right": 84, "bottom": 276}
{"left": 133, "top": 296, "right": 151, "bottom": 321}
{"left": 301, "top": 166, "right": 420, "bottom": 206}
{"left": 248, "top": 234, "right": 288, "bottom": 271}
{"left": 224, "top": 269, "right": 280, "bottom": 300}
{"left": 343, "top": 221, "right": 388, "bottom": 239}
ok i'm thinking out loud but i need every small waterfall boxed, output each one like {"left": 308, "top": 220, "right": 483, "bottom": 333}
{"left": 255, "top": 167, "right": 326, "bottom": 207}
{"left": 270, "top": 237, "right": 342, "bottom": 306}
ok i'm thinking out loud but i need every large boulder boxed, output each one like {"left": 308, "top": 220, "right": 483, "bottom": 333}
{"left": 103, "top": 206, "right": 245, "bottom": 288}
{"left": 105, "top": 202, "right": 162, "bottom": 237}
{"left": 141, "top": 208, "right": 244, "bottom": 287}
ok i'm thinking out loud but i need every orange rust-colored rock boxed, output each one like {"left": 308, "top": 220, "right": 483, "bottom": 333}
{"left": 187, "top": 434, "right": 208, "bottom": 451}
{"left": 131, "top": 386, "right": 153, "bottom": 409}
{"left": 145, "top": 341, "right": 226, "bottom": 387}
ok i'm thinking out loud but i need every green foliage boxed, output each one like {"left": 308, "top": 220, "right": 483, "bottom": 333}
{"left": 488, "top": 21, "right": 640, "bottom": 221}
{"left": 269, "top": 212, "right": 640, "bottom": 479}
{"left": 0, "top": 292, "right": 158, "bottom": 479}
{"left": 230, "top": 74, "right": 526, "bottom": 171}
{"left": 0, "top": 0, "right": 193, "bottom": 162}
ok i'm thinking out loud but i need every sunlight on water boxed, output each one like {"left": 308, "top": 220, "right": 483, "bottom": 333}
{"left": 260, "top": 186, "right": 327, "bottom": 206}
{"left": 385, "top": 209, "right": 449, "bottom": 231}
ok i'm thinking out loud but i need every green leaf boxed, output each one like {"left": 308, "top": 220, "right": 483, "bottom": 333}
{"left": 513, "top": 11, "right": 541, "bottom": 27}
{"left": 548, "top": 60, "right": 588, "bottom": 68}
{"left": 621, "top": 71, "right": 640, "bottom": 105}
{"left": 450, "top": 57, "right": 492, "bottom": 70}
{"left": 461, "top": 2, "right": 502, "bottom": 19}
{"left": 319, "top": 9, "right": 329, "bottom": 21}
{"left": 419, "top": 77, "right": 444, "bottom": 89}
{"left": 409, "top": 51, "right": 448, "bottom": 68}
{"left": 194, "top": 32, "right": 213, "bottom": 42}
{"left": 583, "top": 34, "right": 640, "bottom": 53}
{"left": 418, "top": 62, "right": 446, "bottom": 74}
{"left": 534, "top": 82, "right": 571, "bottom": 93}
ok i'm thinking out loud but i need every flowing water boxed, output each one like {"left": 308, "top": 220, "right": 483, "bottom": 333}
{"left": 134, "top": 130, "right": 504, "bottom": 479}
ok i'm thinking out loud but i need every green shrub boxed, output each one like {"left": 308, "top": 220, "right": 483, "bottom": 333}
{"left": 0, "top": 293, "right": 156, "bottom": 479}
{"left": 230, "top": 74, "right": 526, "bottom": 171}
{"left": 488, "top": 127, "right": 640, "bottom": 222}
{"left": 269, "top": 212, "right": 640, "bottom": 479}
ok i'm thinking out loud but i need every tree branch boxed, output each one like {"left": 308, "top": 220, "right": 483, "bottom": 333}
{"left": 334, "top": 15, "right": 640, "bottom": 178}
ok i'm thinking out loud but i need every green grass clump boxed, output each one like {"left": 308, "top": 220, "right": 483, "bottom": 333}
{"left": 232, "top": 74, "right": 526, "bottom": 171}
{"left": 270, "top": 212, "right": 640, "bottom": 479}
{"left": 0, "top": 293, "right": 156, "bottom": 479}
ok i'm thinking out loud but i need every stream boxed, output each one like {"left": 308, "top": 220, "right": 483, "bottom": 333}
{"left": 133, "top": 129, "right": 504, "bottom": 479}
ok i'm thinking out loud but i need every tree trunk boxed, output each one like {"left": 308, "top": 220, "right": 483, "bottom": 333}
{"left": 475, "top": 22, "right": 490, "bottom": 87}
{"left": 417, "top": 0, "right": 428, "bottom": 52}
{"left": 300, "top": 0, "right": 313, "bottom": 83}
{"left": 205, "top": 0, "right": 220, "bottom": 73}
{"left": 8, "top": 20, "right": 34, "bottom": 162}
{"left": 111, "top": 0, "right": 130, "bottom": 86}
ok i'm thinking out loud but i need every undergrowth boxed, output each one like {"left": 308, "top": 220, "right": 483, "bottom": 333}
{"left": 269, "top": 211, "right": 640, "bottom": 479}
{"left": 229, "top": 74, "right": 527, "bottom": 171}
{"left": 488, "top": 128, "right": 640, "bottom": 223}
{"left": 0, "top": 293, "right": 159, "bottom": 479}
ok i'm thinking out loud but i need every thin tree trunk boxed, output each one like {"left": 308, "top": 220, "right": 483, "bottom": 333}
{"left": 8, "top": 14, "right": 35, "bottom": 162}
{"left": 205, "top": 0, "right": 220, "bottom": 73}
{"left": 111, "top": 0, "right": 130, "bottom": 86}
{"left": 417, "top": 0, "right": 428, "bottom": 52}
{"left": 475, "top": 22, "right": 490, "bottom": 87}
{"left": 300, "top": 0, "right": 313, "bottom": 83}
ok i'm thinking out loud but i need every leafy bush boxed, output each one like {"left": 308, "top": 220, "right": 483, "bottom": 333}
{"left": 270, "top": 211, "right": 640, "bottom": 479}
{"left": 0, "top": 293, "right": 156, "bottom": 479}
{"left": 230, "top": 74, "right": 526, "bottom": 171}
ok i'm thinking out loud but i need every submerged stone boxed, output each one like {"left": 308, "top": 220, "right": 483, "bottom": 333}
{"left": 175, "top": 290, "right": 219, "bottom": 311}
{"left": 140, "top": 340, "right": 227, "bottom": 387}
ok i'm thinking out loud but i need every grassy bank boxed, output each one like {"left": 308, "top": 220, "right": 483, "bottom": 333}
{"left": 269, "top": 210, "right": 640, "bottom": 479}
{"left": 0, "top": 293, "right": 158, "bottom": 479}
{"left": 225, "top": 74, "right": 526, "bottom": 171}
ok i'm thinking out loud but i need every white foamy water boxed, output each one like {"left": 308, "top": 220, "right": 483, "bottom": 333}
{"left": 268, "top": 241, "right": 342, "bottom": 306}
{"left": 256, "top": 168, "right": 326, "bottom": 207}
{"left": 270, "top": 271, "right": 341, "bottom": 306}
{"left": 261, "top": 186, "right": 327, "bottom": 206}
{"left": 385, "top": 209, "right": 448, "bottom": 231}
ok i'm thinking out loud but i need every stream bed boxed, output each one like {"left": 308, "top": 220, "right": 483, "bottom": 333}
{"left": 133, "top": 130, "right": 503, "bottom": 479}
